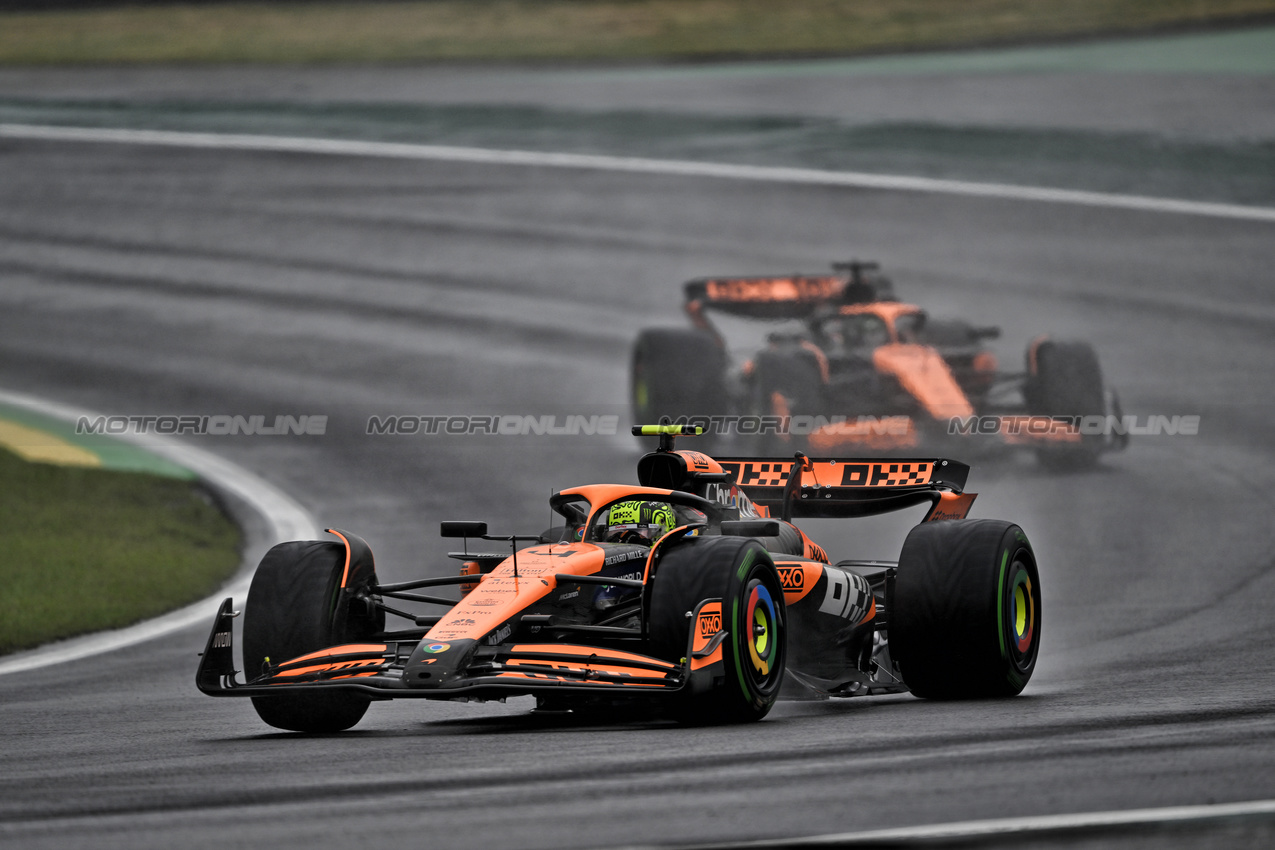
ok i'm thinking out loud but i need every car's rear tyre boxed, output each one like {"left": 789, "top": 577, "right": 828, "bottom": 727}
{"left": 631, "top": 328, "right": 726, "bottom": 444}
{"left": 648, "top": 536, "right": 786, "bottom": 723}
{"left": 1025, "top": 339, "right": 1105, "bottom": 470}
{"left": 751, "top": 348, "right": 824, "bottom": 452}
{"left": 890, "top": 520, "right": 1040, "bottom": 699}
{"left": 243, "top": 540, "right": 384, "bottom": 732}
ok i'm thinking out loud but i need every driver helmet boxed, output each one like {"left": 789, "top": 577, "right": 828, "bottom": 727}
{"left": 603, "top": 500, "right": 676, "bottom": 544}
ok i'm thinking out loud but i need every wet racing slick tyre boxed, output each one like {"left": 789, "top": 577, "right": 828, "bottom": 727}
{"left": 890, "top": 520, "right": 1040, "bottom": 699}
{"left": 751, "top": 347, "right": 824, "bottom": 453}
{"left": 631, "top": 328, "right": 726, "bottom": 444}
{"left": 243, "top": 540, "right": 384, "bottom": 732}
{"left": 648, "top": 536, "right": 786, "bottom": 723}
{"left": 1025, "top": 339, "right": 1105, "bottom": 470}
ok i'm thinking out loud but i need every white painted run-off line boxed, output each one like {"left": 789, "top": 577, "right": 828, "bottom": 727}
{"left": 3, "top": 123, "right": 1274, "bottom": 223}
{"left": 620, "top": 798, "right": 1275, "bottom": 848}
{"left": 0, "top": 388, "right": 321, "bottom": 677}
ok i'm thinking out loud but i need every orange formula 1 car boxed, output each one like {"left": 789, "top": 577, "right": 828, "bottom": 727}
{"left": 631, "top": 261, "right": 1127, "bottom": 468}
{"left": 197, "top": 426, "right": 1041, "bottom": 732}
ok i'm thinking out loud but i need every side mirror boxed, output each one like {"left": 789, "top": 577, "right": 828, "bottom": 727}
{"left": 440, "top": 521, "right": 488, "bottom": 538}
{"left": 720, "top": 520, "right": 781, "bottom": 537}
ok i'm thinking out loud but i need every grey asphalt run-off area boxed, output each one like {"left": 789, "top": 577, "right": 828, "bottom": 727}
{"left": 1, "top": 24, "right": 1274, "bottom": 850}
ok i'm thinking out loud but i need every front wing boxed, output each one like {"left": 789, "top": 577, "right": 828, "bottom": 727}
{"left": 196, "top": 598, "right": 728, "bottom": 702}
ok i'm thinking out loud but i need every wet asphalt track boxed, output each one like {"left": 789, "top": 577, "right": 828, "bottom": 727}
{"left": 2, "top": 63, "right": 1275, "bottom": 849}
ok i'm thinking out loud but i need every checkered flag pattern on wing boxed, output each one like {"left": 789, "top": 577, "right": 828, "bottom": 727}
{"left": 880, "top": 463, "right": 929, "bottom": 486}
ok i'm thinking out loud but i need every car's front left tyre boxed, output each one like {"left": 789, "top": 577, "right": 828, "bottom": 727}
{"left": 630, "top": 328, "right": 727, "bottom": 446}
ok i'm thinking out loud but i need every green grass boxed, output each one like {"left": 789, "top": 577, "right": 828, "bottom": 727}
{"left": 1, "top": 0, "right": 1273, "bottom": 65}
{"left": 0, "top": 446, "right": 241, "bottom": 655}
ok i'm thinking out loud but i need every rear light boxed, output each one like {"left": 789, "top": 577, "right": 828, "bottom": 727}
{"left": 973, "top": 351, "right": 998, "bottom": 373}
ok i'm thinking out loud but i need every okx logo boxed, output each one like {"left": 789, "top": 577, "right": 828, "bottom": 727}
{"left": 778, "top": 565, "right": 805, "bottom": 591}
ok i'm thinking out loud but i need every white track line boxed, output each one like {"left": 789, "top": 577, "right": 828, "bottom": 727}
{"left": 626, "top": 799, "right": 1275, "bottom": 849}
{"left": 3, "top": 122, "right": 1274, "bottom": 223}
{"left": 3, "top": 123, "right": 1269, "bottom": 837}
{"left": 0, "top": 388, "right": 321, "bottom": 677}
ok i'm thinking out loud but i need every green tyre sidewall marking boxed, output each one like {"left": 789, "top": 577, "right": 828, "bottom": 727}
{"left": 894, "top": 519, "right": 1039, "bottom": 699}
{"left": 995, "top": 537, "right": 1038, "bottom": 692}
{"left": 1008, "top": 566, "right": 1028, "bottom": 690}
{"left": 649, "top": 537, "right": 782, "bottom": 722}
{"left": 996, "top": 548, "right": 1009, "bottom": 661}
{"left": 732, "top": 548, "right": 756, "bottom": 700}
{"left": 1007, "top": 562, "right": 1037, "bottom": 690}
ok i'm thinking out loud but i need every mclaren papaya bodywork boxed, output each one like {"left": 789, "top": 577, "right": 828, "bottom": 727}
{"left": 631, "top": 261, "right": 1126, "bottom": 466}
{"left": 198, "top": 426, "right": 1039, "bottom": 729}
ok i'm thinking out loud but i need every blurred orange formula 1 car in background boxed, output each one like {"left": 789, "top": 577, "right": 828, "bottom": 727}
{"left": 631, "top": 261, "right": 1127, "bottom": 468}
{"left": 198, "top": 426, "right": 1041, "bottom": 732}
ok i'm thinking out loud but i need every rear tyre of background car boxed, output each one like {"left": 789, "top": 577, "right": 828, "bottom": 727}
{"left": 1025, "top": 339, "right": 1105, "bottom": 470}
{"left": 890, "top": 519, "right": 1040, "bottom": 699}
{"left": 242, "top": 540, "right": 384, "bottom": 732}
{"left": 648, "top": 536, "right": 786, "bottom": 723}
{"left": 631, "top": 328, "right": 726, "bottom": 447}
{"left": 750, "top": 348, "right": 824, "bottom": 453}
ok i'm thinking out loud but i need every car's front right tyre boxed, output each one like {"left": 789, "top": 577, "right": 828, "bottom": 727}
{"left": 242, "top": 540, "right": 382, "bottom": 733}
{"left": 648, "top": 536, "right": 787, "bottom": 723}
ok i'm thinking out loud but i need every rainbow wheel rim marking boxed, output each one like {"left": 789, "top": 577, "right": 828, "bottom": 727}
{"left": 745, "top": 584, "right": 779, "bottom": 676}
{"left": 1009, "top": 569, "right": 1035, "bottom": 655}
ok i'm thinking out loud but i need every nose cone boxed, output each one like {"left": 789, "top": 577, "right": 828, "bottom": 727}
{"left": 404, "top": 638, "right": 479, "bottom": 688}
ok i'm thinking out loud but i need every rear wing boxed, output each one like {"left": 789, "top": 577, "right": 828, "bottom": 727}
{"left": 684, "top": 276, "right": 848, "bottom": 320}
{"left": 683, "top": 263, "right": 891, "bottom": 321}
{"left": 715, "top": 456, "right": 970, "bottom": 520}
